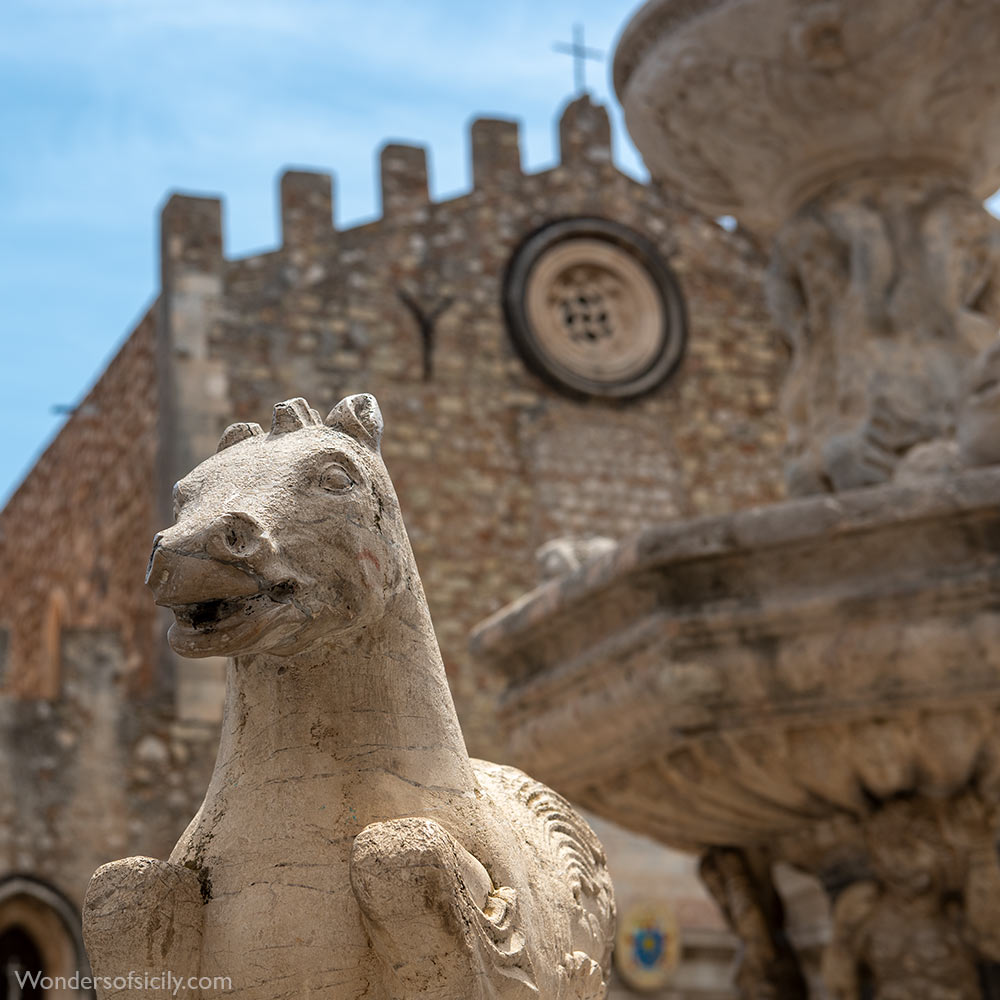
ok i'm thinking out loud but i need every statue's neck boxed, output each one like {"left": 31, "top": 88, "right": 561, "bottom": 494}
{"left": 209, "top": 586, "right": 475, "bottom": 821}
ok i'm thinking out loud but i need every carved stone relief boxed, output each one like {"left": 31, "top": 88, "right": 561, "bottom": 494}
{"left": 700, "top": 848, "right": 809, "bottom": 1000}
{"left": 614, "top": 0, "right": 1000, "bottom": 234}
{"left": 821, "top": 796, "right": 1000, "bottom": 1000}
{"left": 766, "top": 177, "right": 1000, "bottom": 494}
{"left": 614, "top": 0, "right": 1000, "bottom": 494}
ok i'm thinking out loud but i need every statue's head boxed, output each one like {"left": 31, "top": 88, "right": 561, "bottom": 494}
{"left": 147, "top": 395, "right": 409, "bottom": 658}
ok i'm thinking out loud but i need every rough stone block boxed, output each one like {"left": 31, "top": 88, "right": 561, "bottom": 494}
{"left": 558, "top": 95, "right": 612, "bottom": 166}
{"left": 470, "top": 117, "right": 521, "bottom": 188}
{"left": 379, "top": 143, "right": 429, "bottom": 217}
{"left": 160, "top": 193, "right": 224, "bottom": 286}
{"left": 280, "top": 169, "right": 334, "bottom": 249}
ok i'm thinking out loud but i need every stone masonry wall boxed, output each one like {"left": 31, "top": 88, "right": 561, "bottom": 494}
{"left": 0, "top": 310, "right": 161, "bottom": 700}
{"left": 0, "top": 310, "right": 218, "bottom": 911}
{"left": 157, "top": 97, "right": 787, "bottom": 752}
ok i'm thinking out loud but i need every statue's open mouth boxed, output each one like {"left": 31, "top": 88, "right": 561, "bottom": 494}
{"left": 161, "top": 579, "right": 304, "bottom": 655}
{"left": 169, "top": 580, "right": 298, "bottom": 632}
{"left": 172, "top": 594, "right": 261, "bottom": 630}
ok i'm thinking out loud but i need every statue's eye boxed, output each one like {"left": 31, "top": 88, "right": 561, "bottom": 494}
{"left": 320, "top": 464, "right": 355, "bottom": 493}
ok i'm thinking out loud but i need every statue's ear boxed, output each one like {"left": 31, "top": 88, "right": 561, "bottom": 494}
{"left": 217, "top": 421, "right": 264, "bottom": 453}
{"left": 325, "top": 394, "right": 383, "bottom": 452}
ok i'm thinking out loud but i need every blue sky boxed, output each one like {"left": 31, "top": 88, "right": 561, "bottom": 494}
{"left": 6, "top": 1, "right": 1000, "bottom": 506}
{"left": 0, "top": 0, "right": 646, "bottom": 503}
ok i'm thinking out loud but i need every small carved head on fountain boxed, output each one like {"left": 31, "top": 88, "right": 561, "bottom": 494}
{"left": 864, "top": 800, "right": 950, "bottom": 900}
{"left": 146, "top": 394, "right": 409, "bottom": 658}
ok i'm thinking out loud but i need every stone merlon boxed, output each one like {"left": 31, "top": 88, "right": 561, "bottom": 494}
{"left": 280, "top": 169, "right": 334, "bottom": 249}
{"left": 159, "top": 193, "right": 224, "bottom": 286}
{"left": 379, "top": 142, "right": 430, "bottom": 217}
{"left": 470, "top": 117, "right": 522, "bottom": 189}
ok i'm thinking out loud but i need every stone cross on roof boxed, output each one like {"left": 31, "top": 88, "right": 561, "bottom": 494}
{"left": 553, "top": 23, "right": 603, "bottom": 95}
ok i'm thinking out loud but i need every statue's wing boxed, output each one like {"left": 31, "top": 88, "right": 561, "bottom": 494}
{"left": 473, "top": 760, "right": 616, "bottom": 999}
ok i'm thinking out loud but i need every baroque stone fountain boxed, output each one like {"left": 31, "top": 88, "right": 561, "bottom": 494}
{"left": 472, "top": 1, "right": 1000, "bottom": 997}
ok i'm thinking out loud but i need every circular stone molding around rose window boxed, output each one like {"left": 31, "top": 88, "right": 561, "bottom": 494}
{"left": 503, "top": 218, "right": 687, "bottom": 399}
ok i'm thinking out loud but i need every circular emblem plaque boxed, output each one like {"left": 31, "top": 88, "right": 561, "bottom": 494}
{"left": 614, "top": 899, "right": 681, "bottom": 992}
{"left": 503, "top": 218, "right": 686, "bottom": 399}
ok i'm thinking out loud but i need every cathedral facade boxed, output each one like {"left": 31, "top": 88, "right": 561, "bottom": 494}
{"left": 0, "top": 96, "right": 786, "bottom": 997}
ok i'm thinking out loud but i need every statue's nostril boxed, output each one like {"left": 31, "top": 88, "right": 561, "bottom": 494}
{"left": 217, "top": 513, "right": 265, "bottom": 559}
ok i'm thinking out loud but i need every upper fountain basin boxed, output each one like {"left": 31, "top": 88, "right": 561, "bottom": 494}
{"left": 613, "top": 0, "right": 1000, "bottom": 233}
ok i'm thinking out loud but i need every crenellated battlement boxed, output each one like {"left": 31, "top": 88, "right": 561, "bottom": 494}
{"left": 558, "top": 94, "right": 612, "bottom": 166}
{"left": 379, "top": 142, "right": 430, "bottom": 217}
{"left": 159, "top": 99, "right": 620, "bottom": 265}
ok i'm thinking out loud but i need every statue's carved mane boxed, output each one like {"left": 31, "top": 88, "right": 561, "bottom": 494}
{"left": 217, "top": 395, "right": 384, "bottom": 455}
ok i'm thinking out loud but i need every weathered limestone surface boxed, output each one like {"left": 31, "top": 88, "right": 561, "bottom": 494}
{"left": 536, "top": 536, "right": 617, "bottom": 581}
{"left": 768, "top": 177, "right": 1000, "bottom": 494}
{"left": 614, "top": 0, "right": 1000, "bottom": 234}
{"left": 820, "top": 795, "right": 1000, "bottom": 1000}
{"left": 699, "top": 849, "right": 807, "bottom": 1000}
{"left": 84, "top": 395, "right": 615, "bottom": 1000}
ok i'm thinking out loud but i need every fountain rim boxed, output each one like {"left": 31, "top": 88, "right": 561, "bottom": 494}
{"left": 470, "top": 465, "right": 1000, "bottom": 660}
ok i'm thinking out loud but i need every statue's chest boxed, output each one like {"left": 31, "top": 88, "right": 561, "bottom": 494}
{"left": 197, "top": 873, "right": 377, "bottom": 999}
{"left": 182, "top": 790, "right": 382, "bottom": 999}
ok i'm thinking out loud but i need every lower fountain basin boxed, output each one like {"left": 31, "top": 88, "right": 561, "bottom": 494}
{"left": 471, "top": 468, "right": 1000, "bottom": 859}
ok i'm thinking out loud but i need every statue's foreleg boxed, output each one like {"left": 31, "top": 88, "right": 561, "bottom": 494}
{"left": 83, "top": 857, "right": 204, "bottom": 1000}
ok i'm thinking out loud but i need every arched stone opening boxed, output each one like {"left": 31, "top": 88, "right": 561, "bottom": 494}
{"left": 0, "top": 877, "right": 91, "bottom": 999}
